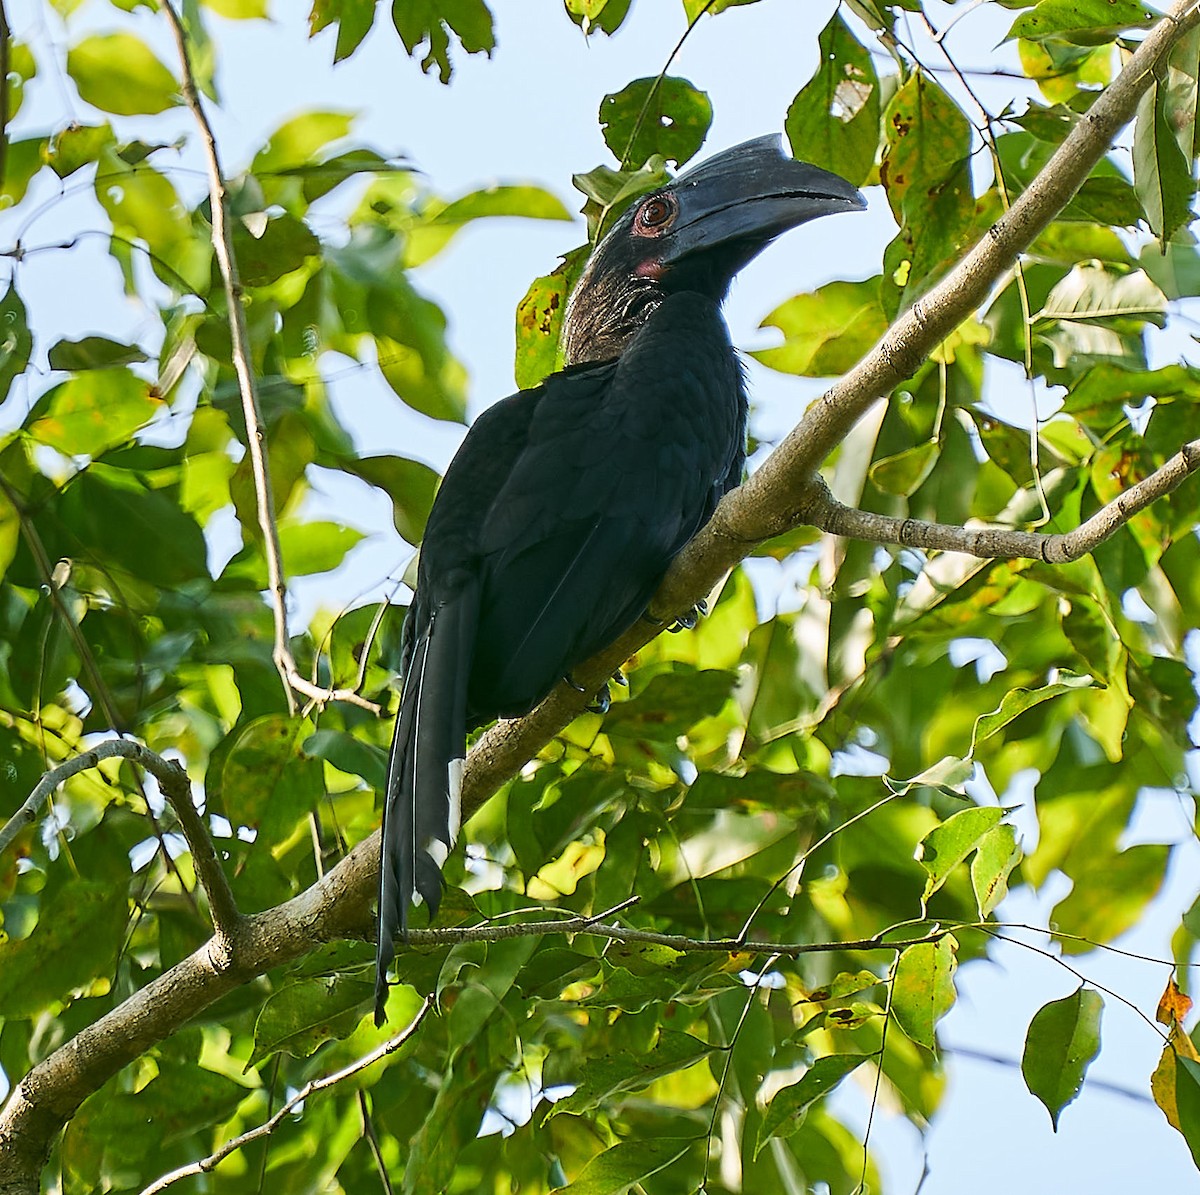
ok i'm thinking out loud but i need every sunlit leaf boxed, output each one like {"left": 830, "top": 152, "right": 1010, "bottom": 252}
{"left": 786, "top": 13, "right": 880, "bottom": 187}
{"left": 1021, "top": 986, "right": 1103, "bottom": 1128}
{"left": 971, "top": 823, "right": 1022, "bottom": 917}
{"left": 756, "top": 1053, "right": 868, "bottom": 1156}
{"left": 891, "top": 935, "right": 957, "bottom": 1051}
{"left": 917, "top": 806, "right": 1005, "bottom": 904}
{"left": 600, "top": 76, "right": 713, "bottom": 169}
{"left": 1006, "top": 0, "right": 1156, "bottom": 45}
{"left": 68, "top": 33, "right": 179, "bottom": 116}
{"left": 250, "top": 975, "right": 373, "bottom": 1065}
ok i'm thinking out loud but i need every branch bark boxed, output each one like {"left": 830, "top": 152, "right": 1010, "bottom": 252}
{"left": 3, "top": 4, "right": 1199, "bottom": 1190}
{"left": 0, "top": 740, "right": 241, "bottom": 939}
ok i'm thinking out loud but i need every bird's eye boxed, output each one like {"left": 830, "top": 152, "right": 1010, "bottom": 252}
{"left": 637, "top": 195, "right": 676, "bottom": 231}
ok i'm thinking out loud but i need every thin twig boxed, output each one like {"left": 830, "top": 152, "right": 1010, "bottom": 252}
{"left": 400, "top": 915, "right": 947, "bottom": 959}
{"left": 0, "top": 0, "right": 10, "bottom": 193}
{"left": 161, "top": 0, "right": 295, "bottom": 713}
{"left": 357, "top": 1089, "right": 394, "bottom": 1195}
{"left": 159, "top": 8, "right": 380, "bottom": 718}
{"left": 137, "top": 999, "right": 430, "bottom": 1195}
{"left": 1, "top": 738, "right": 242, "bottom": 938}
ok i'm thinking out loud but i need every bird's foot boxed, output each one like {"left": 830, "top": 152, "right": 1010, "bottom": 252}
{"left": 565, "top": 672, "right": 615, "bottom": 714}
{"left": 668, "top": 598, "right": 709, "bottom": 633}
{"left": 587, "top": 683, "right": 612, "bottom": 715}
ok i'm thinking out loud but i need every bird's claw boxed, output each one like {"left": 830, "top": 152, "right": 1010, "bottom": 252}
{"left": 587, "top": 683, "right": 612, "bottom": 715}
{"left": 565, "top": 673, "right": 614, "bottom": 714}
{"left": 611, "top": 668, "right": 628, "bottom": 687}
{"left": 667, "top": 598, "right": 709, "bottom": 633}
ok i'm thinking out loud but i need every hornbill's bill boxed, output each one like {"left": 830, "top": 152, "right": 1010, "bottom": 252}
{"left": 374, "top": 135, "right": 864, "bottom": 1023}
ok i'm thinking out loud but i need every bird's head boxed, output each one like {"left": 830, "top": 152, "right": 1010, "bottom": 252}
{"left": 563, "top": 135, "right": 866, "bottom": 365}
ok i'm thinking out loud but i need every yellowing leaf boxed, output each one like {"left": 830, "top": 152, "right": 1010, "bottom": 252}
{"left": 892, "top": 936, "right": 957, "bottom": 1051}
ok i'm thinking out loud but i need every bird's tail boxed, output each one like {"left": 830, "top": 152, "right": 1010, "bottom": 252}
{"left": 374, "top": 586, "right": 477, "bottom": 1025}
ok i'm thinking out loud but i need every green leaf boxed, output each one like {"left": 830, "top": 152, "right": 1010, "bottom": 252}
{"left": 603, "top": 668, "right": 736, "bottom": 740}
{"left": 278, "top": 519, "right": 363, "bottom": 577}
{"left": 785, "top": 13, "right": 880, "bottom": 187}
{"left": 205, "top": 0, "right": 270, "bottom": 16}
{"left": 1051, "top": 844, "right": 1169, "bottom": 952}
{"left": 879, "top": 73, "right": 975, "bottom": 312}
{"left": 870, "top": 440, "right": 941, "bottom": 498}
{"left": 249, "top": 975, "right": 373, "bottom": 1065}
{"left": 553, "top": 1137, "right": 694, "bottom": 1193}
{"left": 233, "top": 213, "right": 322, "bottom": 286}
{"left": 68, "top": 33, "right": 179, "bottom": 116}
{"left": 754, "top": 277, "right": 888, "bottom": 378}
{"left": 1168, "top": 1054, "right": 1200, "bottom": 1169}
{"left": 549, "top": 1031, "right": 713, "bottom": 1117}
{"left": 1006, "top": 0, "right": 1156, "bottom": 45}
{"left": 60, "top": 470, "right": 209, "bottom": 587}
{"left": 599, "top": 76, "right": 713, "bottom": 169}
{"left": 309, "top": 0, "right": 376, "bottom": 62}
{"left": 573, "top": 158, "right": 671, "bottom": 241}
{"left": 404, "top": 184, "right": 573, "bottom": 267}
{"left": 344, "top": 453, "right": 439, "bottom": 544}
{"left": 1133, "top": 71, "right": 1194, "bottom": 244}
{"left": 0, "top": 481, "right": 18, "bottom": 580}
{"left": 756, "top": 1054, "right": 868, "bottom": 1156}
{"left": 0, "top": 879, "right": 127, "bottom": 1017}
{"left": 215, "top": 714, "right": 322, "bottom": 835}
{"left": 252, "top": 110, "right": 355, "bottom": 174}
{"left": 1038, "top": 264, "right": 1168, "bottom": 324}
{"left": 47, "top": 336, "right": 150, "bottom": 372}
{"left": 1021, "top": 986, "right": 1103, "bottom": 1128}
{"left": 970, "top": 671, "right": 1096, "bottom": 753}
{"left": 45, "top": 123, "right": 116, "bottom": 179}
{"left": 891, "top": 935, "right": 957, "bottom": 1051}
{"left": 26, "top": 371, "right": 162, "bottom": 456}
{"left": 1, "top": 137, "right": 48, "bottom": 209}
{"left": 305, "top": 728, "right": 387, "bottom": 789}
{"left": 917, "top": 806, "right": 1005, "bottom": 904}
{"left": 971, "top": 823, "right": 1022, "bottom": 917}
{"left": 390, "top": 0, "right": 496, "bottom": 84}
{"left": 0, "top": 285, "right": 32, "bottom": 401}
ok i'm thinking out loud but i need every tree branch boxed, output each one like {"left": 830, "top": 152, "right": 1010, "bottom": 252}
{"left": 4, "top": 6, "right": 1199, "bottom": 1189}
{"left": 0, "top": 739, "right": 241, "bottom": 939}
{"left": 797, "top": 429, "right": 1200, "bottom": 560}
{"left": 137, "top": 999, "right": 430, "bottom": 1195}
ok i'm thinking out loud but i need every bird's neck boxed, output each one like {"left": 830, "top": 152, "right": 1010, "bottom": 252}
{"left": 562, "top": 271, "right": 667, "bottom": 366}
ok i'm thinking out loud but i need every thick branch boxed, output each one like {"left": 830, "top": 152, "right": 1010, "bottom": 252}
{"left": 3, "top": 6, "right": 1199, "bottom": 1189}
{"left": 0, "top": 740, "right": 241, "bottom": 939}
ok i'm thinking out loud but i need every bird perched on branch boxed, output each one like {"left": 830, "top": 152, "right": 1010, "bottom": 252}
{"left": 375, "top": 135, "right": 864, "bottom": 1023}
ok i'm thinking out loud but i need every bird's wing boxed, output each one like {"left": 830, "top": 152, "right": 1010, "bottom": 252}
{"left": 473, "top": 328, "right": 740, "bottom": 715}
{"left": 375, "top": 384, "right": 552, "bottom": 1025}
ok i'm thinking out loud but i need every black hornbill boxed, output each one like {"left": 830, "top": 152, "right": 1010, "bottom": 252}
{"left": 374, "top": 135, "right": 864, "bottom": 1023}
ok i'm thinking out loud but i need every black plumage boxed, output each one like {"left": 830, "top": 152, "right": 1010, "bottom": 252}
{"left": 375, "top": 136, "right": 864, "bottom": 1023}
